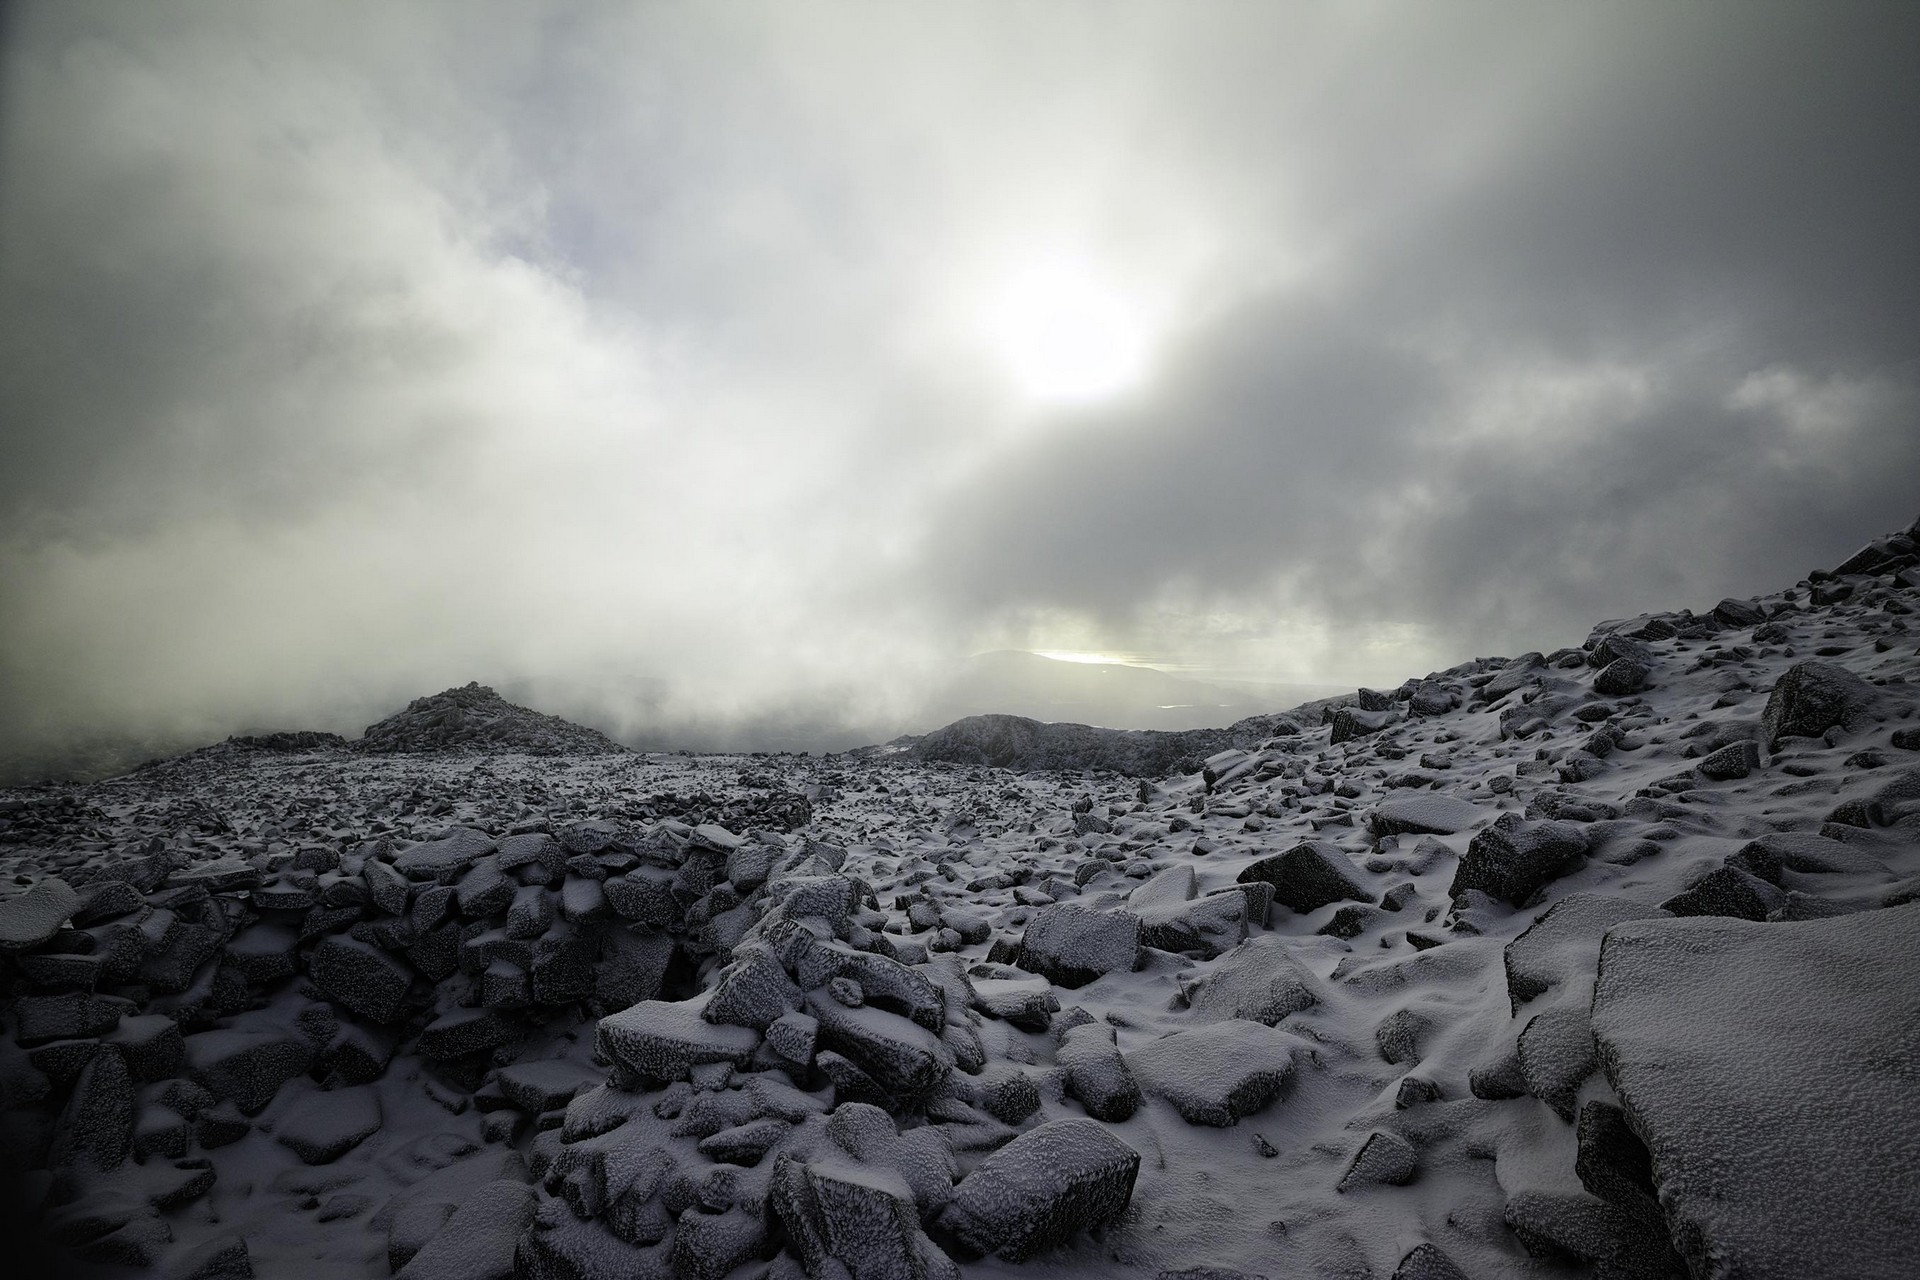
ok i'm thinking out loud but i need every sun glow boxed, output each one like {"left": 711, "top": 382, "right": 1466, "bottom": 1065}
{"left": 979, "top": 252, "right": 1156, "bottom": 405}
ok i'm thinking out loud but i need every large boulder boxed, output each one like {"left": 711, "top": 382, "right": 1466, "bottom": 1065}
{"left": 1126, "top": 1019, "right": 1300, "bottom": 1126}
{"left": 1449, "top": 819, "right": 1589, "bottom": 907}
{"left": 309, "top": 935, "right": 415, "bottom": 1023}
{"left": 772, "top": 1149, "right": 957, "bottom": 1280}
{"left": 1016, "top": 904, "right": 1140, "bottom": 989}
{"left": 395, "top": 1179, "right": 536, "bottom": 1280}
{"left": 0, "top": 877, "right": 78, "bottom": 952}
{"left": 1591, "top": 903, "right": 1920, "bottom": 1280}
{"left": 1177, "top": 934, "right": 1322, "bottom": 1026}
{"left": 596, "top": 997, "right": 761, "bottom": 1085}
{"left": 1236, "top": 841, "right": 1373, "bottom": 914}
{"left": 1369, "top": 794, "right": 1483, "bottom": 837}
{"left": 1761, "top": 661, "right": 1880, "bottom": 748}
{"left": 939, "top": 1118, "right": 1139, "bottom": 1260}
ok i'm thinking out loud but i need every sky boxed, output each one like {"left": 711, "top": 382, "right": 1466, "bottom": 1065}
{"left": 2, "top": 1, "right": 1918, "bottom": 765}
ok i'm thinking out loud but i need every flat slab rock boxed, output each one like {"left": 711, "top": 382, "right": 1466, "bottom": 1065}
{"left": 1591, "top": 902, "right": 1920, "bottom": 1280}
{"left": 1126, "top": 1018, "right": 1302, "bottom": 1126}
{"left": 595, "top": 995, "right": 761, "bottom": 1084}
{"left": 0, "top": 877, "right": 79, "bottom": 951}
{"left": 1369, "top": 794, "right": 1484, "bottom": 837}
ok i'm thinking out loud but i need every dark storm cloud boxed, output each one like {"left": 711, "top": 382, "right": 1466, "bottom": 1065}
{"left": 1, "top": 1, "right": 1915, "bottom": 768}
{"left": 913, "top": 1, "right": 1920, "bottom": 669}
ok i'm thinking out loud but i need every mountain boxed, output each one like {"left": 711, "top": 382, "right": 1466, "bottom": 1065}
{"left": 354, "top": 682, "right": 628, "bottom": 755}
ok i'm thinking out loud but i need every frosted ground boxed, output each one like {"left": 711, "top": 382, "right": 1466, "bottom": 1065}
{"left": 2, "top": 523, "right": 1917, "bottom": 1280}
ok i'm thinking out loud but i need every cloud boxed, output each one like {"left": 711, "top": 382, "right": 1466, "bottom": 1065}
{"left": 1, "top": 1, "right": 1915, "bottom": 769}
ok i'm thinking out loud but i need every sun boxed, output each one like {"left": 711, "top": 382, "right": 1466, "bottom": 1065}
{"left": 979, "top": 252, "right": 1155, "bottom": 405}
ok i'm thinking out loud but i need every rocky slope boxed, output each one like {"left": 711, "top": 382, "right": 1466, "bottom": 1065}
{"left": 354, "top": 683, "right": 631, "bottom": 757}
{"left": 0, "top": 520, "right": 1915, "bottom": 1279}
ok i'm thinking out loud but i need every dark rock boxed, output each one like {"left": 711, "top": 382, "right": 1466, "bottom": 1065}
{"left": 940, "top": 1117, "right": 1139, "bottom": 1260}
{"left": 1576, "top": 1101, "right": 1661, "bottom": 1224}
{"left": 1517, "top": 1006, "right": 1598, "bottom": 1122}
{"left": 1337, "top": 1130, "right": 1417, "bottom": 1189}
{"left": 705, "top": 946, "right": 804, "bottom": 1031}
{"left": 1127, "top": 1020, "right": 1299, "bottom": 1126}
{"left": 275, "top": 1087, "right": 381, "bottom": 1164}
{"left": 1761, "top": 660, "right": 1879, "bottom": 747}
{"left": 808, "top": 994, "right": 954, "bottom": 1099}
{"left": 1710, "top": 598, "right": 1766, "bottom": 629}
{"left": 1591, "top": 905, "right": 1920, "bottom": 1280}
{"left": 1449, "top": 820, "right": 1589, "bottom": 907}
{"left": 15, "top": 992, "right": 131, "bottom": 1045}
{"left": 50, "top": 1046, "right": 134, "bottom": 1171}
{"left": 1659, "top": 865, "right": 1785, "bottom": 921}
{"left": 1236, "top": 841, "right": 1373, "bottom": 913}
{"left": 1504, "top": 893, "right": 1663, "bottom": 1012}
{"left": 394, "top": 1178, "right": 534, "bottom": 1280}
{"left": 309, "top": 935, "right": 415, "bottom": 1023}
{"left": 1057, "top": 1021, "right": 1141, "bottom": 1122}
{"left": 1374, "top": 1008, "right": 1430, "bottom": 1065}
{"left": 596, "top": 997, "right": 760, "bottom": 1085}
{"left": 0, "top": 877, "right": 79, "bottom": 951}
{"left": 1330, "top": 706, "right": 1398, "bottom": 744}
{"left": 418, "top": 1007, "right": 519, "bottom": 1062}
{"left": 186, "top": 1029, "right": 314, "bottom": 1115}
{"left": 1178, "top": 934, "right": 1321, "bottom": 1026}
{"left": 1695, "top": 739, "right": 1760, "bottom": 781}
{"left": 1391, "top": 1243, "right": 1472, "bottom": 1280}
{"left": 1016, "top": 903, "right": 1140, "bottom": 988}
{"left": 1594, "top": 658, "right": 1652, "bottom": 696}
{"left": 1503, "top": 1190, "right": 1685, "bottom": 1279}
{"left": 772, "top": 1149, "right": 957, "bottom": 1280}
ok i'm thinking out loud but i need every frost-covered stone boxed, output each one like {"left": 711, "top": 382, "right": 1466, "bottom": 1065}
{"left": 939, "top": 1117, "right": 1139, "bottom": 1260}
{"left": 807, "top": 993, "right": 955, "bottom": 1099}
{"left": 309, "top": 935, "right": 414, "bottom": 1023}
{"left": 1057, "top": 1021, "right": 1141, "bottom": 1122}
{"left": 1016, "top": 903, "right": 1140, "bottom": 988}
{"left": 0, "top": 877, "right": 78, "bottom": 951}
{"left": 1369, "top": 794, "right": 1483, "bottom": 837}
{"left": 771, "top": 1149, "right": 958, "bottom": 1280}
{"left": 496, "top": 1059, "right": 599, "bottom": 1115}
{"left": 1518, "top": 1005, "right": 1598, "bottom": 1121}
{"left": 1177, "top": 934, "right": 1322, "bottom": 1026}
{"left": 1658, "top": 865, "right": 1785, "bottom": 921}
{"left": 704, "top": 946, "right": 803, "bottom": 1031}
{"left": 596, "top": 996, "right": 761, "bottom": 1085}
{"left": 1236, "top": 841, "right": 1373, "bottom": 913}
{"left": 395, "top": 1179, "right": 534, "bottom": 1280}
{"left": 185, "top": 1029, "right": 314, "bottom": 1115}
{"left": 1763, "top": 660, "right": 1882, "bottom": 748}
{"left": 1591, "top": 904, "right": 1920, "bottom": 1280}
{"left": 1449, "top": 819, "right": 1589, "bottom": 906}
{"left": 395, "top": 828, "right": 496, "bottom": 881}
{"left": 1504, "top": 893, "right": 1663, "bottom": 1012}
{"left": 1127, "top": 1019, "right": 1300, "bottom": 1126}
